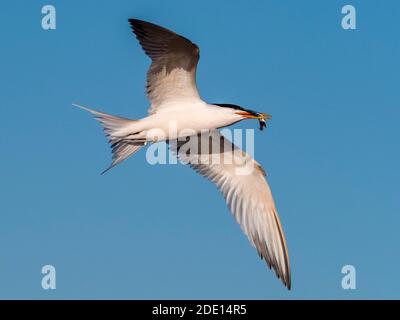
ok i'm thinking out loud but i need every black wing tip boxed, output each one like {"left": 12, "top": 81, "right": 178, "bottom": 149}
{"left": 128, "top": 18, "right": 140, "bottom": 32}
{"left": 128, "top": 18, "right": 141, "bottom": 26}
{"left": 128, "top": 18, "right": 147, "bottom": 34}
{"left": 128, "top": 18, "right": 142, "bottom": 25}
{"left": 277, "top": 271, "right": 291, "bottom": 291}
{"left": 284, "top": 275, "right": 292, "bottom": 290}
{"left": 128, "top": 18, "right": 158, "bottom": 31}
{"left": 127, "top": 18, "right": 165, "bottom": 42}
{"left": 263, "top": 256, "right": 291, "bottom": 290}
{"left": 280, "top": 270, "right": 292, "bottom": 290}
{"left": 276, "top": 270, "right": 291, "bottom": 290}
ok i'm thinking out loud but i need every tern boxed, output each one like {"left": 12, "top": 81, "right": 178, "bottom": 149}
{"left": 75, "top": 19, "right": 291, "bottom": 289}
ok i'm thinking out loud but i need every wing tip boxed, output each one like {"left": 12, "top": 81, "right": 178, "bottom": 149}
{"left": 266, "top": 257, "right": 291, "bottom": 291}
{"left": 128, "top": 18, "right": 138, "bottom": 34}
{"left": 128, "top": 18, "right": 155, "bottom": 33}
{"left": 128, "top": 18, "right": 139, "bottom": 28}
{"left": 281, "top": 272, "right": 292, "bottom": 290}
{"left": 128, "top": 18, "right": 143, "bottom": 24}
{"left": 128, "top": 18, "right": 145, "bottom": 36}
{"left": 284, "top": 277, "right": 292, "bottom": 290}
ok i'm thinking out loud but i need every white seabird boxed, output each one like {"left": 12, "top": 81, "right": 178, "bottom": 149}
{"left": 75, "top": 18, "right": 291, "bottom": 289}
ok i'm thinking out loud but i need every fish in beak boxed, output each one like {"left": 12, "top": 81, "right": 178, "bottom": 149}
{"left": 235, "top": 111, "right": 272, "bottom": 131}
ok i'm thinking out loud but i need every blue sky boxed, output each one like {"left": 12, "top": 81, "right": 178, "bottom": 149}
{"left": 0, "top": 0, "right": 399, "bottom": 299}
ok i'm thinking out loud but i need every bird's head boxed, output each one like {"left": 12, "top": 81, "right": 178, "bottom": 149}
{"left": 213, "top": 104, "right": 271, "bottom": 131}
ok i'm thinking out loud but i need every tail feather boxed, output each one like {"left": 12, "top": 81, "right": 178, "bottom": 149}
{"left": 74, "top": 104, "right": 145, "bottom": 173}
{"left": 102, "top": 141, "right": 143, "bottom": 174}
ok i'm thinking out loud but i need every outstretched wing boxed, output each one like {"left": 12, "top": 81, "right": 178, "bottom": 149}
{"left": 170, "top": 131, "right": 291, "bottom": 289}
{"left": 129, "top": 19, "right": 201, "bottom": 114}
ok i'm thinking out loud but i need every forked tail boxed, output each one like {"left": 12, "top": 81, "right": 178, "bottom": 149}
{"left": 74, "top": 104, "right": 145, "bottom": 174}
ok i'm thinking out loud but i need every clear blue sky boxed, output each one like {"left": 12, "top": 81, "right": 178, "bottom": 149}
{"left": 0, "top": 0, "right": 399, "bottom": 299}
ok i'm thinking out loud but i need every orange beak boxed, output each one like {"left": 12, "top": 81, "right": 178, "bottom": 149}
{"left": 236, "top": 111, "right": 272, "bottom": 120}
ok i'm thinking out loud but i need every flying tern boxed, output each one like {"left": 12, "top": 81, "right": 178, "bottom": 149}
{"left": 75, "top": 18, "right": 291, "bottom": 289}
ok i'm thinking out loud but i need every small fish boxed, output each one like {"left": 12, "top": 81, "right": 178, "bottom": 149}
{"left": 259, "top": 118, "right": 267, "bottom": 131}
